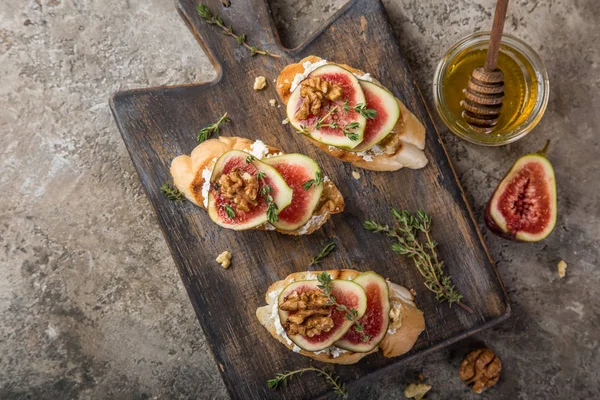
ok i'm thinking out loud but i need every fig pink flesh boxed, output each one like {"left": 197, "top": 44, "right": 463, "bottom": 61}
{"left": 362, "top": 85, "right": 388, "bottom": 142}
{"left": 496, "top": 160, "right": 552, "bottom": 235}
{"left": 266, "top": 161, "right": 311, "bottom": 225}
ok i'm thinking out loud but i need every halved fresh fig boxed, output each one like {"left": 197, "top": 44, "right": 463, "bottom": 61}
{"left": 351, "top": 81, "right": 401, "bottom": 152}
{"left": 286, "top": 64, "right": 367, "bottom": 150}
{"left": 278, "top": 279, "right": 368, "bottom": 352}
{"left": 262, "top": 154, "right": 323, "bottom": 231}
{"left": 485, "top": 141, "right": 557, "bottom": 242}
{"left": 334, "top": 271, "right": 390, "bottom": 352}
{"left": 207, "top": 150, "right": 293, "bottom": 230}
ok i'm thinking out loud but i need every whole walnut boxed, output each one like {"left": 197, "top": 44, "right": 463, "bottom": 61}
{"left": 459, "top": 348, "right": 501, "bottom": 394}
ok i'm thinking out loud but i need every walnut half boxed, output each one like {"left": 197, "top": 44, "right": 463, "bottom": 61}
{"left": 218, "top": 168, "right": 259, "bottom": 212}
{"left": 459, "top": 348, "right": 502, "bottom": 394}
{"left": 294, "top": 77, "right": 343, "bottom": 120}
{"left": 280, "top": 290, "right": 334, "bottom": 338}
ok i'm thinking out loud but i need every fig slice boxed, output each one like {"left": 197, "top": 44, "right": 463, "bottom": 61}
{"left": 278, "top": 279, "right": 368, "bottom": 352}
{"left": 485, "top": 141, "right": 557, "bottom": 242}
{"left": 207, "top": 150, "right": 293, "bottom": 230}
{"left": 261, "top": 154, "right": 324, "bottom": 231}
{"left": 334, "top": 271, "right": 391, "bottom": 352}
{"left": 286, "top": 64, "right": 367, "bottom": 150}
{"left": 351, "top": 81, "right": 401, "bottom": 152}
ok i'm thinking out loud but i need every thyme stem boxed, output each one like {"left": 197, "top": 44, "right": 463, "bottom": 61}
{"left": 268, "top": 366, "right": 347, "bottom": 399}
{"left": 364, "top": 209, "right": 473, "bottom": 313}
{"left": 197, "top": 4, "right": 280, "bottom": 58}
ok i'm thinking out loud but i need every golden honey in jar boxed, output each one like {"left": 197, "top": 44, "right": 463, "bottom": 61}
{"left": 433, "top": 33, "right": 549, "bottom": 146}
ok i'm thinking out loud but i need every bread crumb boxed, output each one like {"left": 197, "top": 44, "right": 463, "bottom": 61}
{"left": 268, "top": 99, "right": 276, "bottom": 107}
{"left": 352, "top": 171, "right": 361, "bottom": 180}
{"left": 282, "top": 118, "right": 289, "bottom": 125}
{"left": 404, "top": 383, "right": 432, "bottom": 400}
{"left": 216, "top": 251, "right": 232, "bottom": 269}
{"left": 253, "top": 76, "right": 267, "bottom": 91}
{"left": 557, "top": 260, "right": 567, "bottom": 278}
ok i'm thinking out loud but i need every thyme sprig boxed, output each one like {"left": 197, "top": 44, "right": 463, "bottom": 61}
{"left": 309, "top": 241, "right": 336, "bottom": 265}
{"left": 317, "top": 272, "right": 371, "bottom": 342}
{"left": 197, "top": 4, "right": 280, "bottom": 58}
{"left": 254, "top": 167, "right": 278, "bottom": 223}
{"left": 299, "top": 100, "right": 376, "bottom": 142}
{"left": 220, "top": 204, "right": 236, "bottom": 219}
{"left": 302, "top": 171, "right": 324, "bottom": 191}
{"left": 364, "top": 209, "right": 473, "bottom": 313}
{"left": 268, "top": 366, "right": 347, "bottom": 399}
{"left": 161, "top": 183, "right": 186, "bottom": 202}
{"left": 197, "top": 112, "right": 230, "bottom": 142}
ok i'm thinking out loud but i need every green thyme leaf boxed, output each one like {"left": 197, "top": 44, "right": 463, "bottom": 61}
{"left": 161, "top": 183, "right": 186, "bottom": 202}
{"left": 197, "top": 112, "right": 230, "bottom": 142}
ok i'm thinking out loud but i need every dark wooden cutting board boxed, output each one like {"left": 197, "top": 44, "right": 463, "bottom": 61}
{"left": 110, "top": 0, "right": 510, "bottom": 398}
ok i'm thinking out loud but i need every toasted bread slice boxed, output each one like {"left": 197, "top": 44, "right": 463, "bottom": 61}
{"left": 277, "top": 56, "right": 427, "bottom": 171}
{"left": 170, "top": 136, "right": 344, "bottom": 235}
{"left": 256, "top": 269, "right": 425, "bottom": 364}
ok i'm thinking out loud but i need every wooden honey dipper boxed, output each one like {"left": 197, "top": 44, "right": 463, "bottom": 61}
{"left": 461, "top": 0, "right": 510, "bottom": 133}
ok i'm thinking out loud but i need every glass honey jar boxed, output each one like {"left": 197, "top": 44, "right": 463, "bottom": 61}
{"left": 433, "top": 32, "right": 549, "bottom": 146}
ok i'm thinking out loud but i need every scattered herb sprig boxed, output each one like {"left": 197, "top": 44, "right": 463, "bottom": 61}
{"left": 161, "top": 183, "right": 186, "bottom": 202}
{"left": 309, "top": 241, "right": 336, "bottom": 265}
{"left": 268, "top": 366, "right": 347, "bottom": 399}
{"left": 197, "top": 112, "right": 230, "bottom": 142}
{"left": 303, "top": 171, "right": 324, "bottom": 191}
{"left": 197, "top": 4, "right": 280, "bottom": 58}
{"left": 318, "top": 272, "right": 371, "bottom": 342}
{"left": 364, "top": 209, "right": 473, "bottom": 313}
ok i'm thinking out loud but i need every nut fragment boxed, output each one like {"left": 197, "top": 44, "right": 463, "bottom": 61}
{"left": 268, "top": 99, "right": 276, "bottom": 107}
{"left": 294, "top": 77, "right": 343, "bottom": 120}
{"left": 404, "top": 383, "right": 431, "bottom": 400}
{"left": 557, "top": 260, "right": 567, "bottom": 278}
{"left": 216, "top": 251, "right": 232, "bottom": 269}
{"left": 218, "top": 168, "right": 259, "bottom": 212}
{"left": 459, "top": 348, "right": 502, "bottom": 394}
{"left": 253, "top": 76, "right": 267, "bottom": 91}
{"left": 352, "top": 171, "right": 361, "bottom": 180}
{"left": 280, "top": 290, "right": 334, "bottom": 337}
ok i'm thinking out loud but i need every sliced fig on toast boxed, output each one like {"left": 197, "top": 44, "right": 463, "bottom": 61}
{"left": 351, "top": 81, "right": 401, "bottom": 152}
{"left": 207, "top": 150, "right": 293, "bottom": 230}
{"left": 485, "top": 141, "right": 557, "bottom": 242}
{"left": 262, "top": 154, "right": 324, "bottom": 231}
{"left": 286, "top": 64, "right": 367, "bottom": 150}
{"left": 278, "top": 279, "right": 367, "bottom": 352}
{"left": 335, "top": 271, "right": 390, "bottom": 352}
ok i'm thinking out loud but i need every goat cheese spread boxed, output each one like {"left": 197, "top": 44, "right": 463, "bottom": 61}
{"left": 290, "top": 59, "right": 329, "bottom": 92}
{"left": 353, "top": 72, "right": 373, "bottom": 82}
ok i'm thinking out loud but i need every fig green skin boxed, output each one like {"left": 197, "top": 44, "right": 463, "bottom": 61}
{"left": 484, "top": 141, "right": 557, "bottom": 242}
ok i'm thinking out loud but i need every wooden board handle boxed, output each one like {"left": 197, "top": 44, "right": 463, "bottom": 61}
{"left": 176, "top": 0, "right": 284, "bottom": 73}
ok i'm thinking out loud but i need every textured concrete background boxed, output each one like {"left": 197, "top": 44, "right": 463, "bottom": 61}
{"left": 1, "top": 0, "right": 598, "bottom": 399}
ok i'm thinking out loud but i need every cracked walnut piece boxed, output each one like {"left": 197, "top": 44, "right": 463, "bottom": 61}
{"left": 280, "top": 290, "right": 334, "bottom": 337}
{"left": 459, "top": 348, "right": 502, "bottom": 394}
{"left": 294, "top": 77, "right": 343, "bottom": 120}
{"left": 218, "top": 168, "right": 259, "bottom": 212}
{"left": 215, "top": 251, "right": 232, "bottom": 269}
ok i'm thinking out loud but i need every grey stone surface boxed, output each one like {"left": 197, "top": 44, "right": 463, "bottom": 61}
{"left": 0, "top": 0, "right": 598, "bottom": 399}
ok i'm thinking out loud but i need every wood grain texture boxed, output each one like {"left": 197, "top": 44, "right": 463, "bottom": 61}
{"left": 109, "top": 0, "right": 510, "bottom": 398}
